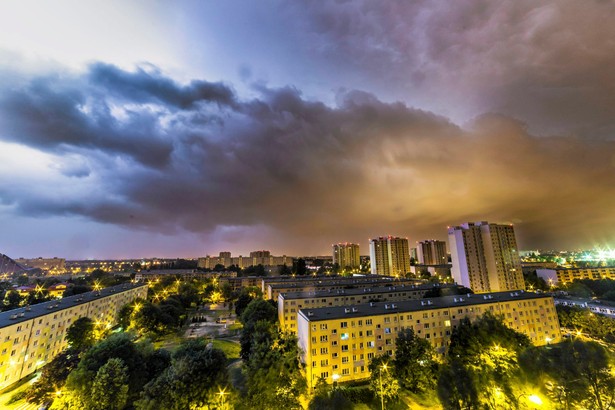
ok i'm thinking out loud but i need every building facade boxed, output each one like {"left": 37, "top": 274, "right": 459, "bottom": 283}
{"left": 197, "top": 251, "right": 293, "bottom": 269}
{"left": 332, "top": 243, "right": 361, "bottom": 270}
{"left": 279, "top": 283, "right": 454, "bottom": 332}
{"left": 0, "top": 283, "right": 147, "bottom": 389}
{"left": 536, "top": 266, "right": 615, "bottom": 286}
{"left": 416, "top": 240, "right": 448, "bottom": 265}
{"left": 297, "top": 291, "right": 560, "bottom": 388}
{"left": 448, "top": 222, "right": 524, "bottom": 293}
{"left": 369, "top": 236, "right": 411, "bottom": 277}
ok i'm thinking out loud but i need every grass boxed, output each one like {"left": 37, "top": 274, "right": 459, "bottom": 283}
{"left": 153, "top": 333, "right": 184, "bottom": 352}
{"left": 211, "top": 339, "right": 241, "bottom": 361}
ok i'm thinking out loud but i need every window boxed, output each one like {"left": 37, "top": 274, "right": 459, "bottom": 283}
{"left": 366, "top": 319, "right": 373, "bottom": 325}
{"left": 342, "top": 368, "right": 350, "bottom": 375}
{"left": 320, "top": 348, "right": 328, "bottom": 354}
{"left": 342, "top": 357, "right": 349, "bottom": 363}
{"left": 341, "top": 322, "right": 348, "bottom": 328}
{"left": 320, "top": 335, "right": 328, "bottom": 342}
{"left": 320, "top": 324, "right": 328, "bottom": 330}
{"left": 384, "top": 328, "right": 391, "bottom": 334}
{"left": 341, "top": 345, "right": 349, "bottom": 352}
{"left": 341, "top": 333, "right": 349, "bottom": 340}
{"left": 367, "top": 341, "right": 375, "bottom": 348}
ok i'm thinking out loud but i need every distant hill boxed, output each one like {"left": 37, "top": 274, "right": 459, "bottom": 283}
{"left": 0, "top": 253, "right": 27, "bottom": 275}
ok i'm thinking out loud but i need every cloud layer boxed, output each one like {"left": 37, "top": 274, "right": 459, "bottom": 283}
{"left": 1, "top": 62, "right": 615, "bottom": 254}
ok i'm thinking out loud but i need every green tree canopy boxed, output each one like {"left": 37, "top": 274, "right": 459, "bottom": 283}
{"left": 66, "top": 317, "right": 96, "bottom": 351}
{"left": 136, "top": 339, "right": 228, "bottom": 410}
{"left": 90, "top": 358, "right": 129, "bottom": 410}
{"left": 393, "top": 327, "right": 439, "bottom": 392}
{"left": 368, "top": 355, "right": 399, "bottom": 407}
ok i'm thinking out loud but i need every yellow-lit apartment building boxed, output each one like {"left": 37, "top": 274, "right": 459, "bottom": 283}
{"left": 0, "top": 283, "right": 147, "bottom": 390}
{"left": 297, "top": 291, "right": 561, "bottom": 388}
{"left": 267, "top": 277, "right": 420, "bottom": 301}
{"left": 537, "top": 266, "right": 615, "bottom": 285}
{"left": 279, "top": 283, "right": 455, "bottom": 332}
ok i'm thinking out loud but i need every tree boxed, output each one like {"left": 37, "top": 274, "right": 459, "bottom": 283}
{"left": 521, "top": 339, "right": 615, "bottom": 410}
{"left": 136, "top": 339, "right": 228, "bottom": 410}
{"left": 293, "top": 258, "right": 307, "bottom": 276}
{"left": 90, "top": 358, "right": 129, "bottom": 410}
{"left": 4, "top": 290, "right": 22, "bottom": 310}
{"left": 246, "top": 329, "right": 306, "bottom": 410}
{"left": 437, "top": 359, "right": 479, "bottom": 410}
{"left": 66, "top": 317, "right": 96, "bottom": 351}
{"left": 62, "top": 333, "right": 157, "bottom": 405}
{"left": 368, "top": 355, "right": 399, "bottom": 407}
{"left": 393, "top": 328, "right": 439, "bottom": 392}
{"left": 239, "top": 298, "right": 278, "bottom": 360}
{"left": 438, "top": 313, "right": 531, "bottom": 409}
{"left": 26, "top": 349, "right": 81, "bottom": 405}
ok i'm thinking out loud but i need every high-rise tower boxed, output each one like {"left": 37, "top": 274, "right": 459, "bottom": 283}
{"left": 332, "top": 243, "right": 360, "bottom": 270}
{"left": 416, "top": 240, "right": 448, "bottom": 265}
{"left": 448, "top": 222, "right": 524, "bottom": 293}
{"left": 369, "top": 236, "right": 410, "bottom": 277}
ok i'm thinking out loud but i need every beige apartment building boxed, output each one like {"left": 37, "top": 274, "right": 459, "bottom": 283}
{"left": 279, "top": 283, "right": 455, "bottom": 332}
{"left": 536, "top": 266, "right": 615, "bottom": 285}
{"left": 332, "top": 243, "right": 361, "bottom": 270}
{"left": 297, "top": 291, "right": 560, "bottom": 388}
{"left": 416, "top": 240, "right": 448, "bottom": 265}
{"left": 449, "top": 222, "right": 524, "bottom": 293}
{"left": 369, "top": 236, "right": 411, "bottom": 277}
{"left": 267, "top": 277, "right": 420, "bottom": 301}
{"left": 0, "top": 283, "right": 147, "bottom": 389}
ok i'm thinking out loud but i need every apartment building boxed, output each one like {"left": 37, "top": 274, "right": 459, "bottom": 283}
{"left": 449, "top": 222, "right": 524, "bottom": 293}
{"left": 267, "top": 277, "right": 421, "bottom": 301}
{"left": 0, "top": 283, "right": 147, "bottom": 389}
{"left": 369, "top": 236, "right": 411, "bottom": 277}
{"left": 279, "top": 283, "right": 454, "bottom": 332}
{"left": 537, "top": 266, "right": 615, "bottom": 285}
{"left": 297, "top": 291, "right": 560, "bottom": 388}
{"left": 332, "top": 243, "right": 361, "bottom": 270}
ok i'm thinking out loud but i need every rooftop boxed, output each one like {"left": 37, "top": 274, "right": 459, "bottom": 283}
{"left": 298, "top": 290, "right": 551, "bottom": 322}
{"left": 269, "top": 277, "right": 421, "bottom": 290}
{"left": 279, "top": 283, "right": 455, "bottom": 300}
{"left": 0, "top": 282, "right": 147, "bottom": 329}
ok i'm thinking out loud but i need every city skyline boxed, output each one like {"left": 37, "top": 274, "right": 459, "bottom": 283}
{"left": 2, "top": 1, "right": 615, "bottom": 259}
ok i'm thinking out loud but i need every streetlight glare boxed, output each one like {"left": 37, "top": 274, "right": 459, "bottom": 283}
{"left": 528, "top": 394, "right": 543, "bottom": 405}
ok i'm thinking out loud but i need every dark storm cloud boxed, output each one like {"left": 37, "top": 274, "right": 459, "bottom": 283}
{"left": 1, "top": 63, "right": 615, "bottom": 250}
{"left": 289, "top": 0, "right": 615, "bottom": 138}
{"left": 88, "top": 63, "right": 237, "bottom": 109}
{"left": 0, "top": 71, "right": 173, "bottom": 167}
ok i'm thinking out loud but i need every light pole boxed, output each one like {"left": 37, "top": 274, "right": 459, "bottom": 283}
{"left": 379, "top": 363, "right": 388, "bottom": 410}
{"left": 218, "top": 387, "right": 227, "bottom": 410}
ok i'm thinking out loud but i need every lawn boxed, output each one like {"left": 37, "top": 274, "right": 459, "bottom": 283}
{"left": 212, "top": 339, "right": 241, "bottom": 361}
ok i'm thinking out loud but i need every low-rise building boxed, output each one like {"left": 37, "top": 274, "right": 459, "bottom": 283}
{"left": 536, "top": 266, "right": 615, "bottom": 286}
{"left": 0, "top": 283, "right": 147, "bottom": 389}
{"left": 297, "top": 291, "right": 561, "bottom": 388}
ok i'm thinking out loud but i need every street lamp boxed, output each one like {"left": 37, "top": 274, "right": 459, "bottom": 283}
{"left": 218, "top": 387, "right": 228, "bottom": 409}
{"left": 379, "top": 363, "right": 388, "bottom": 410}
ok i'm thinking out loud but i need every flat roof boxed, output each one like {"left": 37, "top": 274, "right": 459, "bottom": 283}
{"left": 298, "top": 290, "right": 552, "bottom": 322}
{"left": 0, "top": 283, "right": 147, "bottom": 329}
{"left": 279, "top": 283, "right": 455, "bottom": 300}
{"left": 269, "top": 278, "right": 421, "bottom": 290}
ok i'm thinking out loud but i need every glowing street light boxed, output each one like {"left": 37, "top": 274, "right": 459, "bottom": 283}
{"left": 528, "top": 394, "right": 543, "bottom": 407}
{"left": 379, "top": 363, "right": 388, "bottom": 410}
{"left": 218, "top": 387, "right": 228, "bottom": 409}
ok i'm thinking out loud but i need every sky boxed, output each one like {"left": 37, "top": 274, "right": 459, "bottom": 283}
{"left": 1, "top": 0, "right": 615, "bottom": 259}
